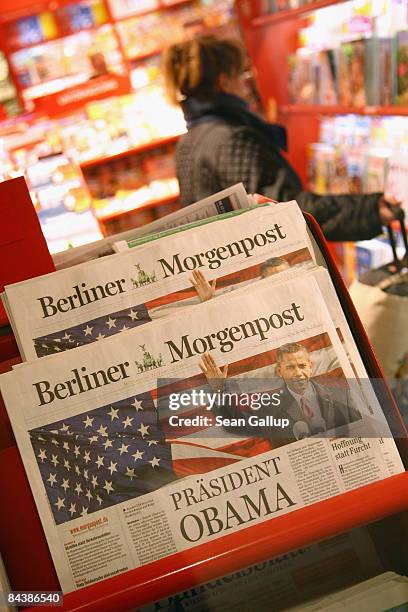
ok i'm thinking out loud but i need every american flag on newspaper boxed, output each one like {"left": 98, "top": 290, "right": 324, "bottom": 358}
{"left": 32, "top": 292, "right": 201, "bottom": 358}
{"left": 33, "top": 304, "right": 152, "bottom": 358}
{"left": 29, "top": 392, "right": 175, "bottom": 525}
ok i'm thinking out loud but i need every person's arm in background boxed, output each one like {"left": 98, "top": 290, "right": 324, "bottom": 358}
{"left": 217, "top": 127, "right": 402, "bottom": 242}
{"left": 295, "top": 192, "right": 401, "bottom": 242}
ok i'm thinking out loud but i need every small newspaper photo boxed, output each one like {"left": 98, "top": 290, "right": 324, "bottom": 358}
{"left": 3, "top": 200, "right": 313, "bottom": 362}
{"left": 1, "top": 272, "right": 404, "bottom": 593}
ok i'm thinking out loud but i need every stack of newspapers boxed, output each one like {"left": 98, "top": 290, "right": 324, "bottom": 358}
{"left": 0, "top": 184, "right": 404, "bottom": 594}
{"left": 140, "top": 528, "right": 386, "bottom": 611}
{"left": 286, "top": 572, "right": 408, "bottom": 612}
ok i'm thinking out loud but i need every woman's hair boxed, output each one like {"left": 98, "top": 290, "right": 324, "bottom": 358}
{"left": 162, "top": 35, "right": 245, "bottom": 104}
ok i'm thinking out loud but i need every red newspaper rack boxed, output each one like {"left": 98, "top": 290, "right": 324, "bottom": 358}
{"left": 0, "top": 176, "right": 55, "bottom": 361}
{"left": 0, "top": 177, "right": 56, "bottom": 450}
{"left": 0, "top": 196, "right": 406, "bottom": 611}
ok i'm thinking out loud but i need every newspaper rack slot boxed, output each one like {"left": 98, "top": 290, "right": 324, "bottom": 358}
{"left": 0, "top": 446, "right": 59, "bottom": 593}
{"left": 0, "top": 212, "right": 403, "bottom": 611}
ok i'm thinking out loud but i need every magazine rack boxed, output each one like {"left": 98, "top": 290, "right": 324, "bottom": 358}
{"left": 0, "top": 177, "right": 55, "bottom": 449}
{"left": 0, "top": 176, "right": 55, "bottom": 361}
{"left": 0, "top": 196, "right": 407, "bottom": 611}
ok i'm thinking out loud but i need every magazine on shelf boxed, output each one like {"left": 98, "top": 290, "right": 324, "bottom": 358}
{"left": 396, "top": 30, "right": 408, "bottom": 106}
{"left": 378, "top": 37, "right": 396, "bottom": 106}
{"left": 51, "top": 183, "right": 250, "bottom": 270}
{"left": 1, "top": 272, "right": 403, "bottom": 593}
{"left": 288, "top": 50, "right": 316, "bottom": 105}
{"left": 363, "top": 36, "right": 396, "bottom": 107}
{"left": 384, "top": 152, "right": 408, "bottom": 216}
{"left": 364, "top": 148, "right": 389, "bottom": 193}
{"left": 315, "top": 49, "right": 338, "bottom": 106}
{"left": 3, "top": 201, "right": 314, "bottom": 362}
{"left": 338, "top": 40, "right": 367, "bottom": 107}
{"left": 290, "top": 49, "right": 339, "bottom": 106}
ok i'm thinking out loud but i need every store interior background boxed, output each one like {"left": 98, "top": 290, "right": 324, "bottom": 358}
{"left": 0, "top": 0, "right": 241, "bottom": 254}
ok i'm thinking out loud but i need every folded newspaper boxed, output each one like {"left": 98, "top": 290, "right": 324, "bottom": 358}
{"left": 3, "top": 200, "right": 314, "bottom": 362}
{"left": 141, "top": 528, "right": 383, "bottom": 612}
{"left": 0, "top": 268, "right": 404, "bottom": 593}
{"left": 286, "top": 572, "right": 408, "bottom": 611}
{"left": 51, "top": 183, "right": 250, "bottom": 269}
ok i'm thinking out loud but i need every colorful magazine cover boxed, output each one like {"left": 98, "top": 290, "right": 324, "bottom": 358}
{"left": 338, "top": 40, "right": 367, "bottom": 107}
{"left": 364, "top": 149, "right": 389, "bottom": 193}
{"left": 346, "top": 146, "right": 366, "bottom": 193}
{"left": 338, "top": 43, "right": 353, "bottom": 106}
{"left": 307, "top": 143, "right": 334, "bottom": 194}
{"left": 378, "top": 37, "right": 396, "bottom": 106}
{"left": 288, "top": 49, "right": 316, "bottom": 104}
{"left": 396, "top": 30, "right": 408, "bottom": 105}
{"left": 307, "top": 144, "right": 348, "bottom": 195}
{"left": 316, "top": 49, "right": 338, "bottom": 105}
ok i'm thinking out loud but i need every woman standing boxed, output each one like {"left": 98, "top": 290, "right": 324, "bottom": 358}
{"left": 162, "top": 36, "right": 401, "bottom": 241}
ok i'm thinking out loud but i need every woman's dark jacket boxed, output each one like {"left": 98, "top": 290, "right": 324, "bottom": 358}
{"left": 176, "top": 94, "right": 382, "bottom": 242}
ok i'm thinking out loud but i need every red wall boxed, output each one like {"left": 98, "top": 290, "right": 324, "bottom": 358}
{"left": 236, "top": 3, "right": 320, "bottom": 185}
{"left": 0, "top": 0, "right": 51, "bottom": 22}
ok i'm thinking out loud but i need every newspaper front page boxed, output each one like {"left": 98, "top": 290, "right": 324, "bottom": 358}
{"left": 1, "top": 275, "right": 403, "bottom": 593}
{"left": 4, "top": 202, "right": 313, "bottom": 361}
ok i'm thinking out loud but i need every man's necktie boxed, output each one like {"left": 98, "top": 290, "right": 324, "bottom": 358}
{"left": 301, "top": 396, "right": 314, "bottom": 419}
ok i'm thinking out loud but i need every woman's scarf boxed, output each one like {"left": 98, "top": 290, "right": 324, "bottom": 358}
{"left": 181, "top": 93, "right": 288, "bottom": 152}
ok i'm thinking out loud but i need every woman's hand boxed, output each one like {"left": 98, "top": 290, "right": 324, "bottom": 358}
{"left": 379, "top": 195, "right": 404, "bottom": 225}
{"left": 190, "top": 269, "right": 216, "bottom": 302}
{"left": 199, "top": 352, "right": 228, "bottom": 392}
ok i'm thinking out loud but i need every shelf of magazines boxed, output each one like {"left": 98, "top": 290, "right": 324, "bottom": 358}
{"left": 1, "top": 195, "right": 407, "bottom": 611}
{"left": 279, "top": 105, "right": 408, "bottom": 117}
{"left": 78, "top": 134, "right": 181, "bottom": 169}
{"left": 250, "top": 0, "right": 346, "bottom": 26}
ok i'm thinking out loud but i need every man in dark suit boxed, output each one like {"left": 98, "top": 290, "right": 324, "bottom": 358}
{"left": 273, "top": 342, "right": 361, "bottom": 439}
{"left": 199, "top": 342, "right": 361, "bottom": 446}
